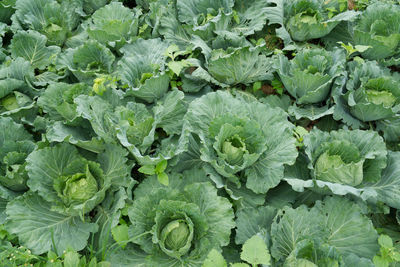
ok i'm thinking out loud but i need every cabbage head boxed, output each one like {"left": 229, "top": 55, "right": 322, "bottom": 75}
{"left": 276, "top": 48, "right": 345, "bottom": 120}
{"left": 340, "top": 61, "right": 400, "bottom": 123}
{"left": 277, "top": 48, "right": 345, "bottom": 104}
{"left": 107, "top": 168, "right": 235, "bottom": 266}
{"left": 5, "top": 142, "right": 131, "bottom": 255}
{"left": 354, "top": 2, "right": 400, "bottom": 60}
{"left": 305, "top": 129, "right": 387, "bottom": 186}
{"left": 182, "top": 91, "right": 298, "bottom": 194}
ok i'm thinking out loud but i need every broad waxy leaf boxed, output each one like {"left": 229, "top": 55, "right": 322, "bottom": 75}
{"left": 241, "top": 235, "right": 271, "bottom": 265}
{"left": 10, "top": 30, "right": 60, "bottom": 69}
{"left": 5, "top": 192, "right": 98, "bottom": 255}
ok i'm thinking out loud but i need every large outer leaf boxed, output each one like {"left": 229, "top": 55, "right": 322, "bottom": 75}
{"left": 97, "top": 144, "right": 133, "bottom": 188}
{"left": 153, "top": 89, "right": 188, "bottom": 135}
{"left": 231, "top": 0, "right": 271, "bottom": 36}
{"left": 88, "top": 2, "right": 140, "bottom": 45}
{"left": 120, "top": 38, "right": 169, "bottom": 69}
{"left": 207, "top": 46, "right": 273, "bottom": 86}
{"left": 0, "top": 0, "right": 16, "bottom": 24}
{"left": 5, "top": 192, "right": 97, "bottom": 255}
{"left": 270, "top": 205, "right": 325, "bottom": 261}
{"left": 0, "top": 116, "right": 32, "bottom": 149}
{"left": 13, "top": 0, "right": 50, "bottom": 30}
{"left": 366, "top": 152, "right": 400, "bottom": 209}
{"left": 235, "top": 206, "right": 276, "bottom": 245}
{"left": 315, "top": 197, "right": 378, "bottom": 259}
{"left": 176, "top": 0, "right": 234, "bottom": 26}
{"left": 376, "top": 115, "right": 400, "bottom": 143}
{"left": 289, "top": 104, "right": 335, "bottom": 120}
{"left": 264, "top": 0, "right": 293, "bottom": 47}
{"left": 46, "top": 122, "right": 105, "bottom": 153}
{"left": 106, "top": 244, "right": 148, "bottom": 267}
{"left": 75, "top": 95, "right": 116, "bottom": 143}
{"left": 10, "top": 30, "right": 60, "bottom": 69}
{"left": 158, "top": 4, "right": 196, "bottom": 50}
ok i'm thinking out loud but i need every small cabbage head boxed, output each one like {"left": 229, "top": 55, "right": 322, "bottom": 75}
{"left": 159, "top": 218, "right": 194, "bottom": 257}
{"left": 0, "top": 92, "right": 33, "bottom": 115}
{"left": 115, "top": 103, "right": 154, "bottom": 150}
{"left": 54, "top": 164, "right": 98, "bottom": 206}
{"left": 209, "top": 115, "right": 266, "bottom": 170}
{"left": 343, "top": 61, "right": 400, "bottom": 122}
{"left": 354, "top": 3, "right": 400, "bottom": 60}
{"left": 277, "top": 48, "right": 345, "bottom": 104}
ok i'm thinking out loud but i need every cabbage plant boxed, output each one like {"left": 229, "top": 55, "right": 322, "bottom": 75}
{"left": 57, "top": 40, "right": 115, "bottom": 83}
{"left": 270, "top": 196, "right": 379, "bottom": 265}
{"left": 5, "top": 143, "right": 132, "bottom": 255}
{"left": 107, "top": 168, "right": 235, "bottom": 266}
{"left": 25, "top": 143, "right": 113, "bottom": 216}
{"left": 284, "top": 129, "right": 400, "bottom": 209}
{"left": 117, "top": 38, "right": 170, "bottom": 103}
{"left": 266, "top": 0, "right": 359, "bottom": 45}
{"left": 354, "top": 2, "right": 400, "bottom": 60}
{"left": 182, "top": 91, "right": 298, "bottom": 194}
{"left": 305, "top": 129, "right": 387, "bottom": 186}
{"left": 12, "top": 0, "right": 84, "bottom": 46}
{"left": 333, "top": 60, "right": 400, "bottom": 130}
{"left": 0, "top": 57, "right": 36, "bottom": 121}
{"left": 276, "top": 47, "right": 346, "bottom": 120}
{"left": 0, "top": 117, "right": 35, "bottom": 222}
